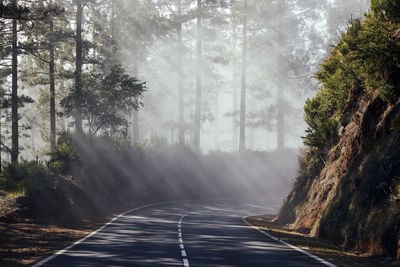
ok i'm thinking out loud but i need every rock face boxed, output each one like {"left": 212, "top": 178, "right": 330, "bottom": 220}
{"left": 278, "top": 87, "right": 400, "bottom": 258}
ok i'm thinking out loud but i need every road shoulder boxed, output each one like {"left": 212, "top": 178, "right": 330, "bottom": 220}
{"left": 245, "top": 215, "right": 395, "bottom": 267}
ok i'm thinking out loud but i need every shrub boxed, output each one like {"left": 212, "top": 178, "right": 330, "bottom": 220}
{"left": 304, "top": 11, "right": 400, "bottom": 148}
{"left": 303, "top": 92, "right": 340, "bottom": 148}
{"left": 48, "top": 137, "right": 79, "bottom": 174}
{"left": 1, "top": 161, "right": 49, "bottom": 195}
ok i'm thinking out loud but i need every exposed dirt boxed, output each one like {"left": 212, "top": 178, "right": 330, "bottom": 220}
{"left": 0, "top": 217, "right": 105, "bottom": 266}
{"left": 0, "top": 191, "right": 107, "bottom": 266}
{"left": 278, "top": 87, "right": 400, "bottom": 258}
{"left": 0, "top": 194, "right": 18, "bottom": 218}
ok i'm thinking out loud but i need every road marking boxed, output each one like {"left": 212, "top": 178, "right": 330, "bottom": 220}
{"left": 242, "top": 217, "right": 337, "bottom": 267}
{"left": 31, "top": 201, "right": 178, "bottom": 267}
{"left": 178, "top": 215, "right": 190, "bottom": 267}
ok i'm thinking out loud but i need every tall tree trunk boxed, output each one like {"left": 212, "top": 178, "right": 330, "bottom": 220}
{"left": 239, "top": 0, "right": 247, "bottom": 152}
{"left": 111, "top": 0, "right": 115, "bottom": 41}
{"left": 194, "top": 0, "right": 202, "bottom": 150}
{"left": 178, "top": 0, "right": 185, "bottom": 146}
{"left": 215, "top": 92, "right": 219, "bottom": 150}
{"left": 232, "top": 25, "right": 238, "bottom": 150}
{"left": 11, "top": 5, "right": 18, "bottom": 163}
{"left": 110, "top": 0, "right": 118, "bottom": 68}
{"left": 132, "top": 47, "right": 140, "bottom": 143}
{"left": 49, "top": 5, "right": 56, "bottom": 151}
{"left": 250, "top": 126, "right": 254, "bottom": 150}
{"left": 276, "top": 86, "right": 284, "bottom": 151}
{"left": 0, "top": 110, "right": 2, "bottom": 173}
{"left": 59, "top": 77, "right": 66, "bottom": 132}
{"left": 75, "top": 0, "right": 83, "bottom": 135}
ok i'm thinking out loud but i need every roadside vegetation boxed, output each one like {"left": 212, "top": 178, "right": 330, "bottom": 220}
{"left": 279, "top": 0, "right": 400, "bottom": 263}
{"left": 303, "top": 0, "right": 400, "bottom": 149}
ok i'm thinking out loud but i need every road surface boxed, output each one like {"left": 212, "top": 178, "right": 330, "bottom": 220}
{"left": 32, "top": 200, "right": 335, "bottom": 267}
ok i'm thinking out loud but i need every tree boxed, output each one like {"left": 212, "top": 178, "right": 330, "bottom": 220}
{"left": 117, "top": 0, "right": 166, "bottom": 144}
{"left": 61, "top": 65, "right": 145, "bottom": 136}
{"left": 1, "top": 0, "right": 57, "bottom": 162}
{"left": 74, "top": 0, "right": 84, "bottom": 134}
{"left": 18, "top": 0, "right": 71, "bottom": 153}
{"left": 177, "top": 0, "right": 184, "bottom": 145}
{"left": 49, "top": 0, "right": 56, "bottom": 151}
{"left": 11, "top": 0, "right": 18, "bottom": 163}
{"left": 238, "top": 0, "right": 247, "bottom": 152}
{"left": 194, "top": 0, "right": 202, "bottom": 150}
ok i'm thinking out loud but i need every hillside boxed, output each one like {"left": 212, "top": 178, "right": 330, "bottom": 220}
{"left": 278, "top": 0, "right": 400, "bottom": 260}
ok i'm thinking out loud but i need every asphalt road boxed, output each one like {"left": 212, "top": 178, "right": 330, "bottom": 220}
{"left": 32, "top": 200, "right": 334, "bottom": 267}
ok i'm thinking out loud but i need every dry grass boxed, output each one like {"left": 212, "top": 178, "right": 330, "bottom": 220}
{"left": 0, "top": 218, "right": 106, "bottom": 266}
{"left": 7, "top": 190, "right": 26, "bottom": 198}
{"left": 246, "top": 215, "right": 399, "bottom": 267}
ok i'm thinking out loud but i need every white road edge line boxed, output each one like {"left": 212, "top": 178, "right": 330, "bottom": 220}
{"left": 31, "top": 201, "right": 176, "bottom": 267}
{"left": 242, "top": 217, "right": 337, "bottom": 267}
{"left": 178, "top": 214, "right": 190, "bottom": 267}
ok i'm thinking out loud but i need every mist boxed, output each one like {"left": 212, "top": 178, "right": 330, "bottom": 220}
{"left": 0, "top": 0, "right": 370, "bottom": 209}
{"left": 115, "top": 0, "right": 370, "bottom": 152}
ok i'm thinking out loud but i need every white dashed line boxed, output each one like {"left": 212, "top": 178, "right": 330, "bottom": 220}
{"left": 178, "top": 215, "right": 190, "bottom": 267}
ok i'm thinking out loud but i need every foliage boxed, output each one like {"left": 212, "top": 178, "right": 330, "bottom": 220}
{"left": 303, "top": 7, "right": 400, "bottom": 148}
{"left": 61, "top": 65, "right": 145, "bottom": 136}
{"left": 303, "top": 93, "right": 339, "bottom": 148}
{"left": 48, "top": 133, "right": 79, "bottom": 174}
{"left": 371, "top": 0, "right": 400, "bottom": 22}
{"left": 0, "top": 160, "right": 49, "bottom": 195}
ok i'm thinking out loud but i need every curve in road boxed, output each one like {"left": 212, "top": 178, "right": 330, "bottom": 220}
{"left": 31, "top": 200, "right": 336, "bottom": 267}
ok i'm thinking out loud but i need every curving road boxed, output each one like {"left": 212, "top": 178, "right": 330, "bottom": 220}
{"left": 32, "top": 200, "right": 335, "bottom": 267}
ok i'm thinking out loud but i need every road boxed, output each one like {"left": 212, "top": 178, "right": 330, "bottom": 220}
{"left": 32, "top": 200, "right": 335, "bottom": 267}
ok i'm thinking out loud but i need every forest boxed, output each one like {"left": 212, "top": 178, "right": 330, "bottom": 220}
{"left": 0, "top": 0, "right": 369, "bottom": 159}
{"left": 0, "top": 0, "right": 369, "bottom": 213}
{"left": 3, "top": 0, "right": 400, "bottom": 266}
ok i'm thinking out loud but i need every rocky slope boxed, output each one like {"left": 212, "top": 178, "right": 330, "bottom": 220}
{"left": 278, "top": 1, "right": 400, "bottom": 260}
{"left": 280, "top": 88, "right": 400, "bottom": 258}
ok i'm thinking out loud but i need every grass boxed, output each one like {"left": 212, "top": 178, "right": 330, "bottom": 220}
{"left": 7, "top": 188, "right": 26, "bottom": 198}
{"left": 0, "top": 178, "right": 26, "bottom": 198}
{"left": 246, "top": 215, "right": 398, "bottom": 267}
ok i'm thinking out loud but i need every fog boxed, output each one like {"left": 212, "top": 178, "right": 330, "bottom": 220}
{"left": 0, "top": 0, "right": 370, "bottom": 206}
{"left": 115, "top": 0, "right": 370, "bottom": 152}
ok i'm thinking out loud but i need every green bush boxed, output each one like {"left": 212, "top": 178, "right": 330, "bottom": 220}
{"left": 303, "top": 10, "right": 400, "bottom": 148}
{"left": 303, "top": 92, "right": 341, "bottom": 148}
{"left": 1, "top": 161, "right": 49, "bottom": 195}
{"left": 48, "top": 136, "right": 79, "bottom": 174}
